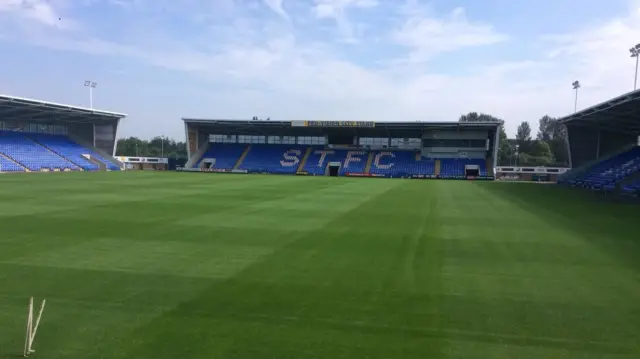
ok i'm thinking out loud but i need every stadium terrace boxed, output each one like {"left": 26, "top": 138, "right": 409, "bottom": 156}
{"left": 0, "top": 94, "right": 125, "bottom": 172}
{"left": 558, "top": 88, "right": 640, "bottom": 196}
{"left": 182, "top": 119, "right": 502, "bottom": 179}
{"left": 0, "top": 88, "right": 639, "bottom": 198}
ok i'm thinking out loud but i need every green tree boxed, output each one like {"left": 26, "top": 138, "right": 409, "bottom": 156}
{"left": 115, "top": 137, "right": 144, "bottom": 157}
{"left": 515, "top": 121, "right": 532, "bottom": 154}
{"left": 529, "top": 140, "right": 552, "bottom": 158}
{"left": 458, "top": 112, "right": 502, "bottom": 123}
{"left": 116, "top": 136, "right": 187, "bottom": 159}
{"left": 535, "top": 115, "right": 569, "bottom": 166}
{"left": 528, "top": 140, "right": 554, "bottom": 166}
{"left": 516, "top": 121, "right": 532, "bottom": 142}
{"left": 537, "top": 115, "right": 555, "bottom": 141}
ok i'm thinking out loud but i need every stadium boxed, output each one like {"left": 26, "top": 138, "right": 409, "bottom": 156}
{"left": 181, "top": 118, "right": 501, "bottom": 179}
{"left": 0, "top": 88, "right": 639, "bottom": 359}
{"left": 0, "top": 95, "right": 124, "bottom": 172}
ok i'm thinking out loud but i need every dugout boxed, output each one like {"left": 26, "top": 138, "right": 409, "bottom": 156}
{"left": 0, "top": 94, "right": 126, "bottom": 164}
{"left": 559, "top": 90, "right": 640, "bottom": 169}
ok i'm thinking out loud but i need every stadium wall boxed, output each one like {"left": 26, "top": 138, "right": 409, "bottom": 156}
{"left": 566, "top": 126, "right": 637, "bottom": 168}
{"left": 67, "top": 123, "right": 94, "bottom": 147}
{"left": 422, "top": 148, "right": 486, "bottom": 159}
{"left": 198, "top": 131, "right": 208, "bottom": 154}
{"left": 116, "top": 156, "right": 168, "bottom": 170}
{"left": 496, "top": 166, "right": 569, "bottom": 182}
{"left": 422, "top": 130, "right": 489, "bottom": 139}
{"left": 184, "top": 141, "right": 208, "bottom": 168}
{"left": 421, "top": 130, "right": 490, "bottom": 159}
{"left": 94, "top": 123, "right": 118, "bottom": 156}
{"left": 185, "top": 122, "right": 201, "bottom": 161}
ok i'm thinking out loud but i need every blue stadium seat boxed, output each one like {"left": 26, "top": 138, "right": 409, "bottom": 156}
{"left": 0, "top": 155, "right": 25, "bottom": 172}
{"left": 568, "top": 147, "right": 640, "bottom": 191}
{"left": 304, "top": 148, "right": 345, "bottom": 175}
{"left": 303, "top": 149, "right": 368, "bottom": 175}
{"left": 198, "top": 144, "right": 248, "bottom": 169}
{"left": 0, "top": 131, "right": 79, "bottom": 171}
{"left": 340, "top": 150, "right": 368, "bottom": 175}
{"left": 194, "top": 144, "right": 488, "bottom": 179}
{"left": 26, "top": 134, "right": 100, "bottom": 171}
{"left": 440, "top": 158, "right": 487, "bottom": 178}
{"left": 83, "top": 152, "right": 120, "bottom": 171}
{"left": 622, "top": 180, "right": 640, "bottom": 196}
{"left": 369, "top": 151, "right": 434, "bottom": 177}
{"left": 240, "top": 145, "right": 307, "bottom": 174}
{"left": 27, "top": 133, "right": 120, "bottom": 171}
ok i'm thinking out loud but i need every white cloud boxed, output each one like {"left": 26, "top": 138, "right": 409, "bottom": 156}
{"left": 2, "top": 0, "right": 640, "bottom": 139}
{"left": 312, "top": 0, "right": 378, "bottom": 42}
{"left": 0, "top": 0, "right": 19, "bottom": 9}
{"left": 262, "top": 0, "right": 289, "bottom": 20}
{"left": 313, "top": 0, "right": 377, "bottom": 16}
{"left": 0, "top": 0, "right": 75, "bottom": 28}
{"left": 542, "top": 0, "right": 640, "bottom": 110}
{"left": 392, "top": 7, "right": 509, "bottom": 63}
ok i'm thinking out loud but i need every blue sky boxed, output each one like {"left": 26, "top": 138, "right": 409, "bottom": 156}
{"left": 0, "top": 0, "right": 639, "bottom": 139}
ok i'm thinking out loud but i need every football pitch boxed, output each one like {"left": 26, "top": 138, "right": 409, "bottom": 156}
{"left": 0, "top": 172, "right": 639, "bottom": 359}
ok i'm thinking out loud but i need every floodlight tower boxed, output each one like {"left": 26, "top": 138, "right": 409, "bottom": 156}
{"left": 630, "top": 44, "right": 640, "bottom": 91}
{"left": 572, "top": 81, "right": 581, "bottom": 113}
{"left": 84, "top": 80, "right": 97, "bottom": 109}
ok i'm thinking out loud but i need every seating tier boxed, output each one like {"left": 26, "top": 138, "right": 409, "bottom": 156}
{"left": 568, "top": 147, "right": 640, "bottom": 192}
{"left": 0, "top": 132, "right": 78, "bottom": 171}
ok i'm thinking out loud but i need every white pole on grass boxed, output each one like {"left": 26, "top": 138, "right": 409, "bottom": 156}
{"left": 23, "top": 297, "right": 33, "bottom": 357}
{"left": 24, "top": 297, "right": 46, "bottom": 357}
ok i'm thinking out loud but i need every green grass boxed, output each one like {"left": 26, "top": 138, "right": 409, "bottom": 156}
{"left": 0, "top": 172, "right": 639, "bottom": 359}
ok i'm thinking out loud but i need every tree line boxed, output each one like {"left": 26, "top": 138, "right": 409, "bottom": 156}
{"left": 116, "top": 137, "right": 188, "bottom": 159}
{"left": 459, "top": 112, "right": 569, "bottom": 167}
{"left": 117, "top": 116, "right": 570, "bottom": 167}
